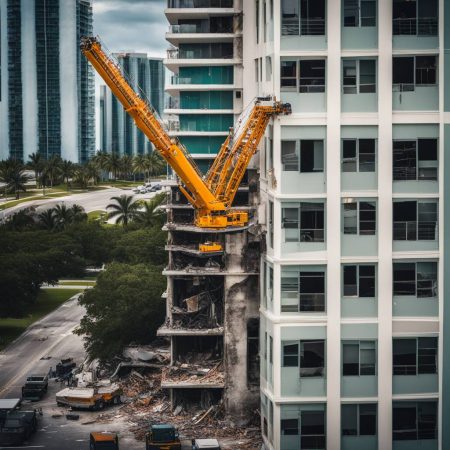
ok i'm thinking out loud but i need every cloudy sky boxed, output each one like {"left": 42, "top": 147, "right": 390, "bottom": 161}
{"left": 93, "top": 0, "right": 167, "bottom": 57}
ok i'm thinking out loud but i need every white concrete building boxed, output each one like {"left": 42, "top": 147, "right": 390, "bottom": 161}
{"left": 242, "top": 1, "right": 447, "bottom": 449}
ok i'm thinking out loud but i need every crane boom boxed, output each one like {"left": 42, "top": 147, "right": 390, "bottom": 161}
{"left": 81, "top": 36, "right": 291, "bottom": 228}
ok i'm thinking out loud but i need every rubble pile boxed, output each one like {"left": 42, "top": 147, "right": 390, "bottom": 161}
{"left": 162, "top": 361, "right": 224, "bottom": 385}
{"left": 99, "top": 370, "right": 261, "bottom": 449}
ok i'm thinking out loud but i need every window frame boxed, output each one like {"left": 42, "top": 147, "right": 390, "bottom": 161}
{"left": 282, "top": 202, "right": 326, "bottom": 243}
{"left": 343, "top": 59, "right": 377, "bottom": 94}
{"left": 342, "top": 340, "right": 377, "bottom": 376}
{"left": 341, "top": 403, "right": 377, "bottom": 437}
{"left": 343, "top": 264, "right": 376, "bottom": 298}
{"left": 281, "top": 139, "right": 325, "bottom": 173}
{"left": 281, "top": 0, "right": 326, "bottom": 36}
{"left": 393, "top": 55, "right": 438, "bottom": 92}
{"left": 393, "top": 401, "right": 438, "bottom": 441}
{"left": 393, "top": 261, "right": 438, "bottom": 298}
{"left": 393, "top": 0, "right": 438, "bottom": 37}
{"left": 342, "top": 138, "right": 376, "bottom": 173}
{"left": 343, "top": 0, "right": 377, "bottom": 28}
{"left": 392, "top": 337, "right": 438, "bottom": 376}
{"left": 343, "top": 199, "right": 377, "bottom": 236}
{"left": 300, "top": 339, "right": 325, "bottom": 378}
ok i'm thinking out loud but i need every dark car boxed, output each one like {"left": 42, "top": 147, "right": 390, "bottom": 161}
{"left": 0, "top": 410, "right": 38, "bottom": 446}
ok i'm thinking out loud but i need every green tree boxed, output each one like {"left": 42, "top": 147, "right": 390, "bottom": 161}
{"left": 107, "top": 152, "right": 121, "bottom": 181}
{"left": 28, "top": 152, "right": 43, "bottom": 187}
{"left": 144, "top": 152, "right": 165, "bottom": 181}
{"left": 134, "top": 192, "right": 166, "bottom": 228}
{"left": 106, "top": 194, "right": 139, "bottom": 226}
{"left": 132, "top": 154, "right": 146, "bottom": 181}
{"left": 75, "top": 263, "right": 166, "bottom": 361}
{"left": 43, "top": 155, "right": 62, "bottom": 188}
{"left": 60, "top": 160, "right": 75, "bottom": 189}
{"left": 0, "top": 159, "right": 31, "bottom": 199}
{"left": 3, "top": 208, "right": 36, "bottom": 231}
{"left": 120, "top": 155, "right": 133, "bottom": 180}
{"left": 38, "top": 208, "right": 56, "bottom": 230}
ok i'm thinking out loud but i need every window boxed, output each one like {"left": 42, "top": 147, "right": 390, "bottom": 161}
{"left": 393, "top": 401, "right": 437, "bottom": 441}
{"left": 268, "top": 265, "right": 274, "bottom": 304}
{"left": 393, "top": 262, "right": 438, "bottom": 297}
{"left": 281, "top": 61, "right": 297, "bottom": 88}
{"left": 393, "top": 56, "right": 437, "bottom": 91}
{"left": 343, "top": 341, "right": 376, "bottom": 376}
{"left": 281, "top": 0, "right": 325, "bottom": 36}
{"left": 283, "top": 342, "right": 299, "bottom": 366}
{"left": 266, "top": 56, "right": 272, "bottom": 81}
{"left": 343, "top": 200, "right": 376, "bottom": 235}
{"left": 256, "top": 0, "right": 260, "bottom": 43}
{"left": 393, "top": 139, "right": 438, "bottom": 181}
{"left": 300, "top": 60, "right": 326, "bottom": 93}
{"left": 268, "top": 200, "right": 274, "bottom": 248}
{"left": 393, "top": 0, "right": 438, "bottom": 36}
{"left": 342, "top": 404, "right": 377, "bottom": 436}
{"left": 255, "top": 58, "right": 259, "bottom": 82}
{"left": 269, "top": 335, "right": 273, "bottom": 364}
{"left": 281, "top": 418, "right": 299, "bottom": 435}
{"left": 393, "top": 337, "right": 438, "bottom": 375}
{"left": 282, "top": 203, "right": 325, "bottom": 243}
{"left": 344, "top": 0, "right": 376, "bottom": 27}
{"left": 393, "top": 201, "right": 438, "bottom": 241}
{"left": 281, "top": 268, "right": 326, "bottom": 312}
{"left": 342, "top": 139, "right": 376, "bottom": 173}
{"left": 301, "top": 410, "right": 326, "bottom": 449}
{"left": 300, "top": 340, "right": 325, "bottom": 377}
{"left": 343, "top": 265, "right": 376, "bottom": 297}
{"left": 343, "top": 59, "right": 376, "bottom": 94}
{"left": 281, "top": 140, "right": 324, "bottom": 172}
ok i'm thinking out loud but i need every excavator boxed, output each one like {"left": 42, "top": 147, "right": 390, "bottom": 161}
{"left": 81, "top": 36, "right": 290, "bottom": 236}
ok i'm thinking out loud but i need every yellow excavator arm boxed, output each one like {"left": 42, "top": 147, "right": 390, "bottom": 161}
{"left": 81, "top": 36, "right": 291, "bottom": 228}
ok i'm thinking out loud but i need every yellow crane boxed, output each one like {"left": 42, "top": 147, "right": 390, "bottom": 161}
{"left": 81, "top": 36, "right": 291, "bottom": 229}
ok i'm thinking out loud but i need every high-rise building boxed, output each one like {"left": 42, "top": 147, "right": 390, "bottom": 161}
{"left": 164, "top": 0, "right": 243, "bottom": 173}
{"left": 0, "top": 0, "right": 95, "bottom": 163}
{"left": 99, "top": 53, "right": 164, "bottom": 156}
{"left": 244, "top": 1, "right": 447, "bottom": 449}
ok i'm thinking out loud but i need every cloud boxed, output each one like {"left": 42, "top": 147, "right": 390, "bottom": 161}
{"left": 93, "top": 0, "right": 167, "bottom": 57}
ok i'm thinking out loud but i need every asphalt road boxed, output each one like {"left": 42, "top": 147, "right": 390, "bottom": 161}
{"left": 0, "top": 187, "right": 157, "bottom": 221}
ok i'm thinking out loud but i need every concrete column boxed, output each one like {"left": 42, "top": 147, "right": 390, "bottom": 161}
{"left": 0, "top": 1, "right": 9, "bottom": 159}
{"left": 326, "top": 0, "right": 342, "bottom": 448}
{"left": 377, "top": 1, "right": 393, "bottom": 449}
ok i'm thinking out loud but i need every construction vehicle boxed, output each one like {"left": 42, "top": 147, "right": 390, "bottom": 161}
{"left": 198, "top": 242, "right": 222, "bottom": 253}
{"left": 56, "top": 357, "right": 76, "bottom": 380}
{"left": 145, "top": 424, "right": 181, "bottom": 450}
{"left": 90, "top": 431, "right": 119, "bottom": 450}
{"left": 0, "top": 400, "right": 39, "bottom": 446}
{"left": 81, "top": 36, "right": 290, "bottom": 230}
{"left": 56, "top": 385, "right": 122, "bottom": 410}
{"left": 21, "top": 374, "right": 49, "bottom": 401}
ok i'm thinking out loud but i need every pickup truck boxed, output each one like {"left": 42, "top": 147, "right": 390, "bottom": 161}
{"left": 56, "top": 385, "right": 122, "bottom": 410}
{"left": 0, "top": 400, "right": 39, "bottom": 446}
{"left": 22, "top": 374, "right": 49, "bottom": 401}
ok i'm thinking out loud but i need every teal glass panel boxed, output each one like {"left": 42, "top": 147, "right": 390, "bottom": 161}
{"left": 178, "top": 66, "right": 233, "bottom": 84}
{"left": 179, "top": 114, "right": 233, "bottom": 132}
{"left": 180, "top": 91, "right": 233, "bottom": 109}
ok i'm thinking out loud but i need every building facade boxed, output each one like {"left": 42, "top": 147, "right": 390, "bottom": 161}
{"left": 0, "top": 0, "right": 95, "bottom": 163}
{"left": 244, "top": 0, "right": 448, "bottom": 449}
{"left": 99, "top": 53, "right": 164, "bottom": 156}
{"left": 164, "top": 0, "right": 243, "bottom": 172}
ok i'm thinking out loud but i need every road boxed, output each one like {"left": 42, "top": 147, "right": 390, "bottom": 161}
{"left": 0, "top": 187, "right": 157, "bottom": 221}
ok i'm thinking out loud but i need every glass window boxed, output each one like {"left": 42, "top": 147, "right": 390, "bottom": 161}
{"left": 343, "top": 202, "right": 357, "bottom": 234}
{"left": 342, "top": 139, "right": 376, "bottom": 173}
{"left": 300, "top": 340, "right": 325, "bottom": 377}
{"left": 393, "top": 339, "right": 417, "bottom": 375}
{"left": 418, "top": 202, "right": 438, "bottom": 241}
{"left": 393, "top": 404, "right": 417, "bottom": 440}
{"left": 281, "top": 0, "right": 300, "bottom": 35}
{"left": 343, "top": 0, "right": 359, "bottom": 27}
{"left": 342, "top": 404, "right": 377, "bottom": 436}
{"left": 301, "top": 410, "right": 325, "bottom": 449}
{"left": 300, "top": 0, "right": 326, "bottom": 36}
{"left": 393, "top": 140, "right": 417, "bottom": 181}
{"left": 299, "top": 60, "right": 326, "bottom": 93}
{"left": 343, "top": 60, "right": 357, "bottom": 94}
{"left": 416, "top": 261, "right": 437, "bottom": 298}
{"left": 416, "top": 56, "right": 437, "bottom": 85}
{"left": 417, "top": 401, "right": 437, "bottom": 439}
{"left": 299, "top": 271, "right": 325, "bottom": 312}
{"left": 359, "top": 201, "right": 376, "bottom": 235}
{"left": 281, "top": 141, "right": 299, "bottom": 171}
{"left": 283, "top": 342, "right": 299, "bottom": 367}
{"left": 343, "top": 342, "right": 359, "bottom": 375}
{"left": 360, "top": 341, "right": 376, "bottom": 375}
{"left": 418, "top": 337, "right": 437, "bottom": 374}
{"left": 344, "top": 0, "right": 376, "bottom": 27}
{"left": 343, "top": 265, "right": 357, "bottom": 296}
{"left": 393, "top": 401, "right": 437, "bottom": 441}
{"left": 393, "top": 57, "right": 414, "bottom": 87}
{"left": 417, "top": 139, "right": 438, "bottom": 180}
{"left": 359, "top": 265, "right": 376, "bottom": 297}
{"left": 281, "top": 61, "right": 297, "bottom": 88}
{"left": 359, "top": 60, "right": 376, "bottom": 93}
{"left": 300, "top": 140, "right": 324, "bottom": 173}
{"left": 393, "top": 263, "right": 416, "bottom": 296}
{"left": 343, "top": 341, "right": 376, "bottom": 376}
{"left": 358, "top": 139, "right": 376, "bottom": 171}
{"left": 342, "top": 140, "right": 357, "bottom": 172}
{"left": 300, "top": 202, "right": 325, "bottom": 242}
{"left": 342, "top": 404, "right": 358, "bottom": 435}
{"left": 361, "top": 0, "right": 376, "bottom": 26}
{"left": 281, "top": 418, "right": 299, "bottom": 435}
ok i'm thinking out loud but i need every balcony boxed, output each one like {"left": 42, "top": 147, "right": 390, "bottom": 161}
{"left": 165, "top": 0, "right": 237, "bottom": 24}
{"left": 167, "top": 0, "right": 233, "bottom": 7}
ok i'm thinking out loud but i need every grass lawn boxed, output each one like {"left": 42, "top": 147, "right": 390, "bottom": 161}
{"left": 0, "top": 192, "right": 69, "bottom": 210}
{"left": 58, "top": 280, "right": 96, "bottom": 286}
{"left": 87, "top": 210, "right": 106, "bottom": 221}
{"left": 0, "top": 288, "right": 82, "bottom": 351}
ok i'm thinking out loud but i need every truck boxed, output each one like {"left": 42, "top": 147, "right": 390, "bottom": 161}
{"left": 55, "top": 385, "right": 122, "bottom": 410}
{"left": 192, "top": 439, "right": 221, "bottom": 450}
{"left": 90, "top": 431, "right": 119, "bottom": 450}
{"left": 21, "top": 374, "right": 49, "bottom": 401}
{"left": 145, "top": 424, "right": 181, "bottom": 450}
{"left": 0, "top": 400, "right": 39, "bottom": 447}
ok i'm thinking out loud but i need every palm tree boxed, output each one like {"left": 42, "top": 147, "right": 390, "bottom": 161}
{"left": 38, "top": 208, "right": 56, "bottom": 230}
{"left": 73, "top": 167, "right": 90, "bottom": 189}
{"left": 28, "top": 152, "right": 43, "bottom": 187}
{"left": 43, "top": 155, "right": 62, "bottom": 187}
{"left": 0, "top": 159, "right": 31, "bottom": 199}
{"left": 4, "top": 208, "right": 36, "bottom": 231}
{"left": 120, "top": 155, "right": 133, "bottom": 180}
{"left": 60, "top": 160, "right": 75, "bottom": 189}
{"left": 144, "top": 152, "right": 165, "bottom": 181}
{"left": 70, "top": 204, "right": 87, "bottom": 223}
{"left": 106, "top": 194, "right": 140, "bottom": 226}
{"left": 92, "top": 151, "right": 109, "bottom": 181}
{"left": 107, "top": 152, "right": 121, "bottom": 181}
{"left": 134, "top": 192, "right": 166, "bottom": 228}
{"left": 133, "top": 154, "right": 146, "bottom": 181}
{"left": 86, "top": 162, "right": 100, "bottom": 186}
{"left": 53, "top": 203, "right": 73, "bottom": 230}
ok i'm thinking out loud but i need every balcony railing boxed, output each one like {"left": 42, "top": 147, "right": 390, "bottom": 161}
{"left": 168, "top": 24, "right": 233, "bottom": 33}
{"left": 167, "top": 0, "right": 233, "bottom": 8}
{"left": 168, "top": 48, "right": 234, "bottom": 59}
{"left": 393, "top": 17, "right": 438, "bottom": 36}
{"left": 393, "top": 220, "right": 438, "bottom": 241}
{"left": 281, "top": 18, "right": 326, "bottom": 36}
{"left": 171, "top": 76, "right": 193, "bottom": 84}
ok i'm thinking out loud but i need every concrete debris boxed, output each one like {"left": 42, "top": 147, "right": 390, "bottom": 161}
{"left": 161, "top": 361, "right": 224, "bottom": 386}
{"left": 92, "top": 368, "right": 261, "bottom": 449}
